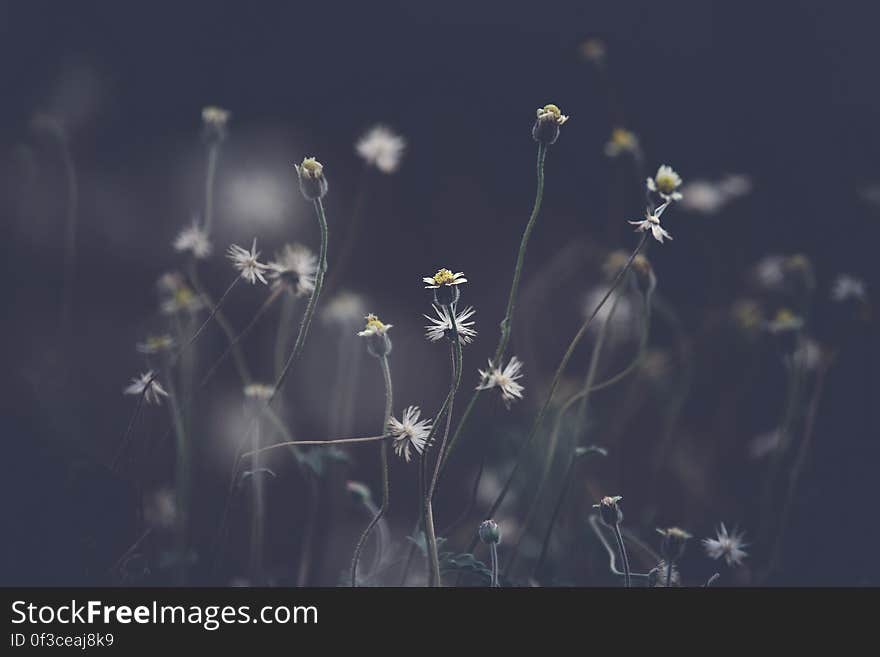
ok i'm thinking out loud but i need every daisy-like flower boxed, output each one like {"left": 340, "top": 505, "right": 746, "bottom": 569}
{"left": 765, "top": 308, "right": 804, "bottom": 334}
{"left": 358, "top": 313, "right": 393, "bottom": 357}
{"left": 295, "top": 157, "right": 328, "bottom": 200}
{"left": 387, "top": 406, "right": 433, "bottom": 462}
{"left": 831, "top": 274, "right": 867, "bottom": 303}
{"left": 123, "top": 370, "right": 169, "bottom": 405}
{"left": 356, "top": 125, "right": 406, "bottom": 174}
{"left": 533, "top": 104, "right": 570, "bottom": 145}
{"left": 477, "top": 356, "right": 524, "bottom": 408}
{"left": 629, "top": 203, "right": 673, "bottom": 243}
{"left": 423, "top": 268, "right": 468, "bottom": 306}
{"left": 267, "top": 243, "right": 317, "bottom": 296}
{"left": 227, "top": 239, "right": 269, "bottom": 285}
{"left": 136, "top": 334, "right": 176, "bottom": 355}
{"left": 243, "top": 383, "right": 275, "bottom": 401}
{"left": 702, "top": 523, "right": 748, "bottom": 566}
{"left": 604, "top": 127, "right": 639, "bottom": 157}
{"left": 679, "top": 180, "right": 727, "bottom": 214}
{"left": 424, "top": 304, "right": 477, "bottom": 345}
{"left": 173, "top": 222, "right": 212, "bottom": 259}
{"left": 647, "top": 164, "right": 683, "bottom": 202}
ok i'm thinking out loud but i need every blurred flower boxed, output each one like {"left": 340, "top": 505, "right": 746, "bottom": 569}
{"left": 202, "top": 106, "right": 231, "bottom": 142}
{"left": 657, "top": 527, "right": 692, "bottom": 562}
{"left": 145, "top": 487, "right": 178, "bottom": 530}
{"left": 765, "top": 308, "right": 804, "bottom": 334}
{"left": 703, "top": 524, "right": 748, "bottom": 566}
{"left": 322, "top": 292, "right": 367, "bottom": 327}
{"left": 123, "top": 370, "right": 168, "bottom": 405}
{"left": 731, "top": 299, "right": 763, "bottom": 337}
{"left": 295, "top": 157, "right": 328, "bottom": 200}
{"left": 647, "top": 165, "right": 683, "bottom": 202}
{"left": 583, "top": 288, "right": 635, "bottom": 337}
{"left": 648, "top": 560, "right": 681, "bottom": 587}
{"left": 244, "top": 383, "right": 275, "bottom": 401}
{"left": 753, "top": 255, "right": 786, "bottom": 290}
{"left": 424, "top": 304, "right": 477, "bottom": 345}
{"left": 173, "top": 221, "right": 212, "bottom": 259}
{"left": 387, "top": 406, "right": 433, "bottom": 462}
{"left": 227, "top": 239, "right": 269, "bottom": 285}
{"left": 532, "top": 104, "right": 569, "bottom": 145}
{"left": 160, "top": 285, "right": 205, "bottom": 316}
{"left": 792, "top": 338, "right": 823, "bottom": 371}
{"left": 579, "top": 38, "right": 606, "bottom": 64}
{"left": 680, "top": 174, "right": 751, "bottom": 215}
{"left": 477, "top": 356, "right": 525, "bottom": 408}
{"left": 831, "top": 274, "right": 867, "bottom": 303}
{"left": 136, "top": 334, "right": 176, "bottom": 355}
{"left": 356, "top": 125, "right": 406, "bottom": 173}
{"left": 604, "top": 128, "right": 639, "bottom": 157}
{"left": 749, "top": 429, "right": 782, "bottom": 459}
{"left": 629, "top": 203, "right": 672, "bottom": 243}
{"left": 268, "top": 243, "right": 317, "bottom": 296}
{"left": 639, "top": 349, "right": 672, "bottom": 383}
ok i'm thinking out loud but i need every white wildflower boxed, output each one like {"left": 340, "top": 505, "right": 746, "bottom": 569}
{"left": 422, "top": 268, "right": 467, "bottom": 289}
{"left": 424, "top": 304, "right": 477, "bottom": 345}
{"left": 227, "top": 238, "right": 269, "bottom": 285}
{"left": 267, "top": 243, "right": 317, "bottom": 296}
{"left": 244, "top": 383, "right": 275, "bottom": 401}
{"left": 647, "top": 164, "right": 683, "bottom": 202}
{"left": 831, "top": 274, "right": 867, "bottom": 303}
{"left": 356, "top": 125, "right": 406, "bottom": 173}
{"left": 123, "top": 370, "right": 169, "bottom": 405}
{"left": 173, "top": 222, "right": 212, "bottom": 259}
{"left": 702, "top": 523, "right": 748, "bottom": 566}
{"left": 387, "top": 406, "right": 433, "bottom": 462}
{"left": 477, "top": 356, "right": 525, "bottom": 408}
{"left": 629, "top": 203, "right": 673, "bottom": 243}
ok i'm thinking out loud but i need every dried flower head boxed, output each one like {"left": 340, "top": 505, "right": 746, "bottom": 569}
{"left": 604, "top": 127, "right": 639, "bottom": 157}
{"left": 647, "top": 164, "right": 683, "bottom": 202}
{"left": 295, "top": 157, "right": 328, "bottom": 200}
{"left": 123, "top": 370, "right": 169, "bottom": 405}
{"left": 387, "top": 406, "right": 433, "bottom": 462}
{"left": 629, "top": 203, "right": 673, "bottom": 243}
{"left": 656, "top": 527, "right": 692, "bottom": 562}
{"left": 173, "top": 221, "right": 212, "bottom": 259}
{"left": 227, "top": 239, "right": 269, "bottom": 285}
{"left": 533, "top": 104, "right": 569, "bottom": 144}
{"left": 478, "top": 519, "right": 502, "bottom": 545}
{"left": 356, "top": 125, "right": 406, "bottom": 173}
{"left": 477, "top": 356, "right": 525, "bottom": 408}
{"left": 424, "top": 304, "right": 477, "bottom": 345}
{"left": 703, "top": 523, "right": 748, "bottom": 566}
{"left": 593, "top": 495, "right": 624, "bottom": 526}
{"left": 267, "top": 243, "right": 318, "bottom": 296}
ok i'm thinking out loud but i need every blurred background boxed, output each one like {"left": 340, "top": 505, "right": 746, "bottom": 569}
{"left": 1, "top": 0, "right": 877, "bottom": 586}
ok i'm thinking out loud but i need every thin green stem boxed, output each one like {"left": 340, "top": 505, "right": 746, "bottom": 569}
{"left": 350, "top": 354, "right": 393, "bottom": 586}
{"left": 472, "top": 234, "right": 649, "bottom": 546}
{"left": 489, "top": 543, "right": 499, "bottom": 588}
{"left": 243, "top": 434, "right": 387, "bottom": 458}
{"left": 442, "top": 142, "right": 547, "bottom": 466}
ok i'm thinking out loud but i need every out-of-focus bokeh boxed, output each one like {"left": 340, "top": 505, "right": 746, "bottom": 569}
{"left": 1, "top": 0, "right": 877, "bottom": 586}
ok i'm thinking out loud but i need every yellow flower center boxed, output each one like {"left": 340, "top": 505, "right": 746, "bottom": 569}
{"left": 775, "top": 308, "right": 796, "bottom": 323}
{"left": 364, "top": 313, "right": 386, "bottom": 331}
{"left": 299, "top": 157, "right": 323, "bottom": 178}
{"left": 174, "top": 287, "right": 195, "bottom": 306}
{"left": 611, "top": 128, "right": 636, "bottom": 149}
{"left": 656, "top": 174, "right": 678, "bottom": 193}
{"left": 432, "top": 268, "right": 456, "bottom": 286}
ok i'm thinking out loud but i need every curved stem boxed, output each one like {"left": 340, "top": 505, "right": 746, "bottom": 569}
{"left": 587, "top": 515, "right": 650, "bottom": 582}
{"left": 350, "top": 354, "right": 393, "bottom": 586}
{"left": 473, "top": 234, "right": 649, "bottom": 545}
{"left": 442, "top": 143, "right": 547, "bottom": 465}
{"left": 243, "top": 434, "right": 387, "bottom": 458}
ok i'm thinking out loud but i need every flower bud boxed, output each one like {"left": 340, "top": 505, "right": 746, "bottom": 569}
{"left": 532, "top": 104, "right": 569, "bottom": 145}
{"left": 478, "top": 519, "right": 501, "bottom": 545}
{"left": 357, "top": 313, "right": 393, "bottom": 358}
{"left": 656, "top": 527, "right": 691, "bottom": 562}
{"left": 295, "top": 157, "right": 329, "bottom": 200}
{"left": 593, "top": 495, "right": 623, "bottom": 526}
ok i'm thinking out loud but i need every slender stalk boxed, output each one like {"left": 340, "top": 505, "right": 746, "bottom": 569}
{"left": 507, "top": 292, "right": 620, "bottom": 574}
{"left": 531, "top": 453, "right": 579, "bottom": 581}
{"left": 472, "top": 234, "right": 649, "bottom": 546}
{"left": 611, "top": 524, "right": 631, "bottom": 588}
{"left": 248, "top": 413, "right": 265, "bottom": 583}
{"left": 243, "top": 434, "right": 388, "bottom": 458}
{"left": 350, "top": 354, "right": 394, "bottom": 586}
{"left": 442, "top": 143, "right": 547, "bottom": 465}
{"left": 665, "top": 559, "right": 674, "bottom": 588}
{"left": 274, "top": 291, "right": 299, "bottom": 380}
{"left": 424, "top": 308, "right": 463, "bottom": 586}
{"left": 587, "top": 515, "right": 651, "bottom": 583}
{"left": 203, "top": 142, "right": 220, "bottom": 234}
{"left": 489, "top": 543, "right": 500, "bottom": 588}
{"left": 296, "top": 473, "right": 319, "bottom": 587}
{"left": 164, "top": 355, "right": 190, "bottom": 584}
